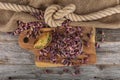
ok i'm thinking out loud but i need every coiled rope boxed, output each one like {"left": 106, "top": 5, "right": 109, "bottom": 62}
{"left": 0, "top": 2, "right": 120, "bottom": 27}
{"left": 44, "top": 4, "right": 120, "bottom": 27}
{"left": 0, "top": 2, "right": 39, "bottom": 13}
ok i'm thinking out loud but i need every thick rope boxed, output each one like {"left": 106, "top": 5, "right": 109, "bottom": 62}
{"left": 0, "top": 2, "right": 40, "bottom": 13}
{"left": 44, "top": 4, "right": 76, "bottom": 27}
{"left": 0, "top": 2, "right": 120, "bottom": 28}
{"left": 44, "top": 4, "right": 120, "bottom": 27}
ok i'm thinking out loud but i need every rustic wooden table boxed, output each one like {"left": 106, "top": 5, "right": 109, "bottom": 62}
{"left": 0, "top": 29, "right": 120, "bottom": 80}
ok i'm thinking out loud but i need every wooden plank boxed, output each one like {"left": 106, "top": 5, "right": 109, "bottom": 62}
{"left": 0, "top": 40, "right": 120, "bottom": 65}
{"left": 39, "top": 65, "right": 120, "bottom": 80}
{"left": 1, "top": 29, "right": 120, "bottom": 42}
{"left": 0, "top": 41, "right": 34, "bottom": 65}
{"left": 0, "top": 65, "right": 120, "bottom": 80}
{"left": 96, "top": 29, "right": 120, "bottom": 42}
{"left": 96, "top": 42, "right": 120, "bottom": 64}
{"left": 0, "top": 32, "right": 18, "bottom": 41}
{"left": 0, "top": 65, "right": 38, "bottom": 79}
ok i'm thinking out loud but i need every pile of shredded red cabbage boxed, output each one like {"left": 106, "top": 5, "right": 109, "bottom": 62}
{"left": 39, "top": 26, "right": 83, "bottom": 65}
{"left": 11, "top": 12, "right": 85, "bottom": 66}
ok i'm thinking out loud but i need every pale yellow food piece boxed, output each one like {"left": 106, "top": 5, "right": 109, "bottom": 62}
{"left": 34, "top": 32, "right": 51, "bottom": 49}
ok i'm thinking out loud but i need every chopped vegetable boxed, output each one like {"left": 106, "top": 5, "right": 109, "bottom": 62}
{"left": 39, "top": 26, "right": 83, "bottom": 65}
{"left": 34, "top": 32, "right": 52, "bottom": 49}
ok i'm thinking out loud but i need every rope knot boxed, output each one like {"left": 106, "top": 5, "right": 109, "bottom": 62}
{"left": 44, "top": 4, "right": 76, "bottom": 27}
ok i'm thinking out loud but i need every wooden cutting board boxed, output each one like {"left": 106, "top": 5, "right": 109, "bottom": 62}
{"left": 18, "top": 26, "right": 96, "bottom": 67}
{"left": 34, "top": 26, "right": 96, "bottom": 67}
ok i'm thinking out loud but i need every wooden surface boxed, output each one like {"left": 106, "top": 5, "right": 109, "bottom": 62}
{"left": 0, "top": 29, "right": 120, "bottom": 80}
{"left": 35, "top": 27, "right": 96, "bottom": 67}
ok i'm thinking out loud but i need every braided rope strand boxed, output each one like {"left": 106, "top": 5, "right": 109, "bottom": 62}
{"left": 0, "top": 2, "right": 120, "bottom": 27}
{"left": 44, "top": 4, "right": 120, "bottom": 27}
{"left": 0, "top": 2, "right": 40, "bottom": 13}
{"left": 66, "top": 5, "right": 120, "bottom": 21}
{"left": 44, "top": 5, "right": 66, "bottom": 27}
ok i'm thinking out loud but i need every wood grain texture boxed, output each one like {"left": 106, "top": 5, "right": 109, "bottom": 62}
{"left": 0, "top": 29, "right": 120, "bottom": 80}
{"left": 96, "top": 28, "right": 120, "bottom": 42}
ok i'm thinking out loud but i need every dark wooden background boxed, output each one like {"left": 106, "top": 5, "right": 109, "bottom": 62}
{"left": 0, "top": 28, "right": 120, "bottom": 80}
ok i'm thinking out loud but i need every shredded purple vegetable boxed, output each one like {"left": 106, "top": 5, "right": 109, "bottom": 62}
{"left": 39, "top": 26, "right": 83, "bottom": 65}
{"left": 11, "top": 12, "right": 89, "bottom": 66}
